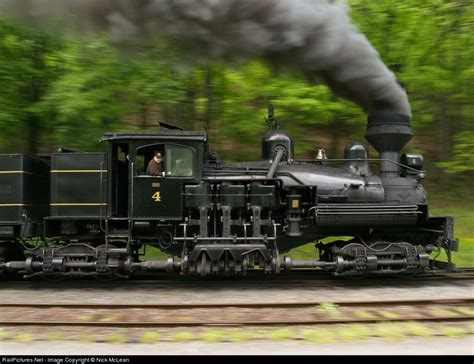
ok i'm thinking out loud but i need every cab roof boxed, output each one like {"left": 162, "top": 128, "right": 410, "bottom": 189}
{"left": 100, "top": 130, "right": 207, "bottom": 143}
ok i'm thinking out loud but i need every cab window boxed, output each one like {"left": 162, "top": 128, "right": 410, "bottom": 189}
{"left": 135, "top": 144, "right": 165, "bottom": 176}
{"left": 165, "top": 145, "right": 194, "bottom": 177}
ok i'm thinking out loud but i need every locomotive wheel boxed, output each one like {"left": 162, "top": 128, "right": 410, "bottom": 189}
{"left": 369, "top": 241, "right": 421, "bottom": 278}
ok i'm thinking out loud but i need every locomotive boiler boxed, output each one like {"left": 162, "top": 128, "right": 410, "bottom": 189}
{"left": 0, "top": 108, "right": 458, "bottom": 279}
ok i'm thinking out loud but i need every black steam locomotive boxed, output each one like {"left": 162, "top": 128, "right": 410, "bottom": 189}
{"left": 0, "top": 108, "right": 458, "bottom": 279}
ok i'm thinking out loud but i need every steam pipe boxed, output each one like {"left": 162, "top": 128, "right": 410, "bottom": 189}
{"left": 266, "top": 148, "right": 285, "bottom": 179}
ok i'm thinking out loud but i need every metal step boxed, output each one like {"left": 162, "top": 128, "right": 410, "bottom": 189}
{"left": 106, "top": 248, "right": 128, "bottom": 254}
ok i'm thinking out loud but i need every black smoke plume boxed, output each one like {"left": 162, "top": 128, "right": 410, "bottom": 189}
{"left": 0, "top": 0, "right": 411, "bottom": 115}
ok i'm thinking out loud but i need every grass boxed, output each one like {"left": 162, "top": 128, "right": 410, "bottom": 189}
{"left": 353, "top": 310, "right": 377, "bottom": 320}
{"left": 404, "top": 322, "right": 434, "bottom": 338}
{"left": 375, "top": 323, "right": 406, "bottom": 341}
{"left": 99, "top": 316, "right": 119, "bottom": 322}
{"left": 77, "top": 314, "right": 94, "bottom": 322}
{"left": 455, "top": 307, "right": 474, "bottom": 316}
{"left": 105, "top": 333, "right": 127, "bottom": 344}
{"left": 441, "top": 326, "right": 467, "bottom": 338}
{"left": 301, "top": 328, "right": 337, "bottom": 344}
{"left": 468, "top": 322, "right": 474, "bottom": 333}
{"left": 429, "top": 203, "right": 474, "bottom": 267}
{"left": 431, "top": 309, "right": 461, "bottom": 318}
{"left": 15, "top": 333, "right": 36, "bottom": 343}
{"left": 139, "top": 331, "right": 161, "bottom": 344}
{"left": 0, "top": 329, "right": 8, "bottom": 341}
{"left": 47, "top": 332, "right": 66, "bottom": 341}
{"left": 317, "top": 302, "right": 341, "bottom": 318}
{"left": 172, "top": 331, "right": 194, "bottom": 342}
{"left": 228, "top": 330, "right": 254, "bottom": 342}
{"left": 201, "top": 330, "right": 224, "bottom": 343}
{"left": 267, "top": 329, "right": 295, "bottom": 341}
{"left": 337, "top": 325, "right": 371, "bottom": 342}
{"left": 141, "top": 245, "right": 168, "bottom": 260}
{"left": 78, "top": 334, "right": 94, "bottom": 343}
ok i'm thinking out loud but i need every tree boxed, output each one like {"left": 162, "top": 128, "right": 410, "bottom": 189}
{"left": 0, "top": 20, "right": 62, "bottom": 154}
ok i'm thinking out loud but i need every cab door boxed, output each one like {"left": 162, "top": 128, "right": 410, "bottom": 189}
{"left": 131, "top": 144, "right": 195, "bottom": 219}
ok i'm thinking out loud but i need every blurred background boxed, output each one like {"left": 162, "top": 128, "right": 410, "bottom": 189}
{"left": 0, "top": 0, "right": 472, "bottom": 264}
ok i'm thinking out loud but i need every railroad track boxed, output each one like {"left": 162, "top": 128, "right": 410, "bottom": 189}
{"left": 1, "top": 297, "right": 472, "bottom": 328}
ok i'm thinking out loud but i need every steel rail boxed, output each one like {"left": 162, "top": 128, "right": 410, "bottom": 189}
{"left": 0, "top": 298, "right": 472, "bottom": 327}
{"left": 0, "top": 297, "right": 472, "bottom": 309}
{"left": 0, "top": 316, "right": 471, "bottom": 327}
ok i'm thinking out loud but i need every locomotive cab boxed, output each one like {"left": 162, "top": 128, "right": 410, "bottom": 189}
{"left": 101, "top": 131, "right": 207, "bottom": 221}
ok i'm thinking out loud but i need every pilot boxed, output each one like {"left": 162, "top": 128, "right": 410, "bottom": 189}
{"left": 146, "top": 152, "right": 165, "bottom": 176}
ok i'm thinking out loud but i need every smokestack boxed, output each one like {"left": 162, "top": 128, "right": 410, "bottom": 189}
{"left": 365, "top": 114, "right": 412, "bottom": 176}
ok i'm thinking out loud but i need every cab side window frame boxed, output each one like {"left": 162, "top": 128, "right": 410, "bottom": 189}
{"left": 134, "top": 143, "right": 195, "bottom": 179}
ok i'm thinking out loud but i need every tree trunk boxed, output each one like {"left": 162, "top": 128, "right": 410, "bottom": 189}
{"left": 437, "top": 100, "right": 451, "bottom": 162}
{"left": 26, "top": 114, "right": 40, "bottom": 155}
{"left": 205, "top": 67, "right": 213, "bottom": 128}
{"left": 141, "top": 102, "right": 148, "bottom": 128}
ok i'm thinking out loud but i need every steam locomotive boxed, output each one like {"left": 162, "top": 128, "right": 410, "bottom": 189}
{"left": 0, "top": 108, "right": 458, "bottom": 279}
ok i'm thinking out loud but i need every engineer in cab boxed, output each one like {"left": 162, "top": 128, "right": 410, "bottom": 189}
{"left": 146, "top": 151, "right": 165, "bottom": 176}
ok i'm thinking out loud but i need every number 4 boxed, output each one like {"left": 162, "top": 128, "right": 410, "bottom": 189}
{"left": 152, "top": 191, "right": 161, "bottom": 202}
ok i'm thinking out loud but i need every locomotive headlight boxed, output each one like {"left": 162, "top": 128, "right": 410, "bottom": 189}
{"left": 400, "top": 153, "right": 424, "bottom": 170}
{"left": 400, "top": 153, "right": 424, "bottom": 178}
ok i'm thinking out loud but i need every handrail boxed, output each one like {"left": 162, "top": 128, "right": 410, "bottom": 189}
{"left": 295, "top": 158, "right": 424, "bottom": 174}
{"left": 130, "top": 162, "right": 135, "bottom": 216}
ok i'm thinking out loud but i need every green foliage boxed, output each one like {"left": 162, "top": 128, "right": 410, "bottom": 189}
{"left": 350, "top": 0, "right": 474, "bottom": 171}
{"left": 0, "top": 0, "right": 473, "bottom": 174}
{"left": 0, "top": 20, "right": 62, "bottom": 153}
{"left": 438, "top": 132, "right": 474, "bottom": 173}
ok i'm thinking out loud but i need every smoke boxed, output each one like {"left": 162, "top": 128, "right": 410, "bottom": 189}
{"left": 0, "top": 0, "right": 411, "bottom": 116}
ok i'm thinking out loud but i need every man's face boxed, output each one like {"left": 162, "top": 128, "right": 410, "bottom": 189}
{"left": 155, "top": 156, "right": 162, "bottom": 163}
